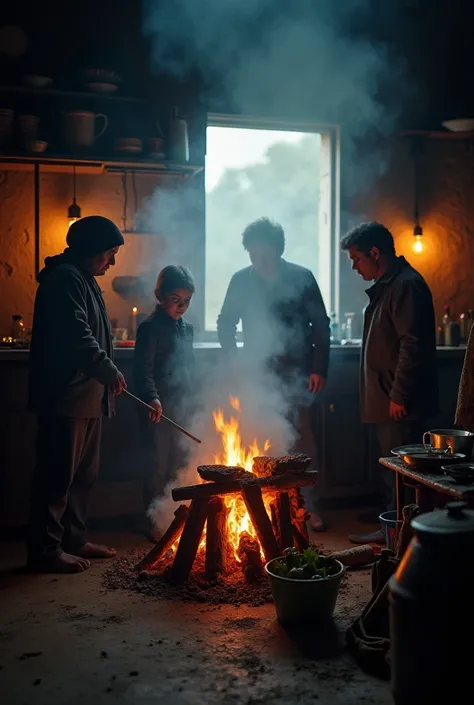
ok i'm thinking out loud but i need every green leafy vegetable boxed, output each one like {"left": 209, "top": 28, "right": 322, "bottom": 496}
{"left": 269, "top": 547, "right": 339, "bottom": 580}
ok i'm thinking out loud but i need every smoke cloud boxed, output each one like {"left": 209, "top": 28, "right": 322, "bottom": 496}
{"left": 139, "top": 0, "right": 408, "bottom": 530}
{"left": 143, "top": 0, "right": 406, "bottom": 138}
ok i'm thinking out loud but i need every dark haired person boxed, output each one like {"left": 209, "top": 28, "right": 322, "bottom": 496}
{"left": 134, "top": 265, "right": 196, "bottom": 538}
{"left": 341, "top": 221, "right": 438, "bottom": 543}
{"left": 28, "top": 216, "right": 127, "bottom": 573}
{"left": 217, "top": 218, "right": 330, "bottom": 531}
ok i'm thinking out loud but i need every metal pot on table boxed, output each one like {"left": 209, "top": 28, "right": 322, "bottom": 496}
{"left": 423, "top": 428, "right": 474, "bottom": 457}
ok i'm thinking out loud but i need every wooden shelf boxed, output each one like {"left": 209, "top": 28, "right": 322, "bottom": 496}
{"left": 398, "top": 129, "right": 474, "bottom": 141}
{"left": 0, "top": 154, "right": 203, "bottom": 177}
{"left": 0, "top": 85, "right": 145, "bottom": 103}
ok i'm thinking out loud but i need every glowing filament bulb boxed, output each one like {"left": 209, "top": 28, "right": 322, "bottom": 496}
{"left": 412, "top": 234, "right": 423, "bottom": 253}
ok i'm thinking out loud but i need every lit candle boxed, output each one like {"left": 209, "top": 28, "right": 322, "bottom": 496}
{"left": 129, "top": 306, "right": 138, "bottom": 341}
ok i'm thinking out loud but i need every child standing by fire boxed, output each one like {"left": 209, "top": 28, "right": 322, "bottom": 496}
{"left": 134, "top": 265, "right": 196, "bottom": 540}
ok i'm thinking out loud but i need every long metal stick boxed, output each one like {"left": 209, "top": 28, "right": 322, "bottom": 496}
{"left": 122, "top": 388, "right": 201, "bottom": 444}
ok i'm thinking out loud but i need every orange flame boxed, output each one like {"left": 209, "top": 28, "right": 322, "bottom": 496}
{"left": 212, "top": 396, "right": 270, "bottom": 559}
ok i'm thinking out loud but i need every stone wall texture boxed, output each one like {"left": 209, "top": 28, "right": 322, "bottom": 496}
{"left": 1, "top": 137, "right": 473, "bottom": 338}
{"left": 0, "top": 170, "right": 196, "bottom": 337}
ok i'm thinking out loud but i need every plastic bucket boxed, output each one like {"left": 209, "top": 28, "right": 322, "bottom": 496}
{"left": 379, "top": 510, "right": 399, "bottom": 550}
{"left": 264, "top": 557, "right": 345, "bottom": 625}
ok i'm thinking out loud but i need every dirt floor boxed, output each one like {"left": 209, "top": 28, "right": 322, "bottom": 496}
{"left": 0, "top": 509, "right": 392, "bottom": 705}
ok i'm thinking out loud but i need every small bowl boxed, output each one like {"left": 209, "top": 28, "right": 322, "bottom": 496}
{"left": 27, "top": 140, "right": 47, "bottom": 153}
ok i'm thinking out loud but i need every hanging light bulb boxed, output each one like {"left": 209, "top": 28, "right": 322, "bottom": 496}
{"left": 412, "top": 223, "right": 424, "bottom": 253}
{"left": 411, "top": 139, "right": 424, "bottom": 255}
{"left": 67, "top": 166, "right": 82, "bottom": 228}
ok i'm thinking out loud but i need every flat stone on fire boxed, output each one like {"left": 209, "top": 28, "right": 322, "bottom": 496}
{"left": 197, "top": 465, "right": 254, "bottom": 482}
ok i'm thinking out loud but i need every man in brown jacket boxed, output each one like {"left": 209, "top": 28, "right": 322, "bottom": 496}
{"left": 341, "top": 222, "right": 438, "bottom": 543}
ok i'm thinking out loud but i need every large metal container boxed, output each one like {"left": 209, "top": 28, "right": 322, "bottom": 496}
{"left": 423, "top": 428, "right": 474, "bottom": 456}
{"left": 389, "top": 502, "right": 474, "bottom": 704}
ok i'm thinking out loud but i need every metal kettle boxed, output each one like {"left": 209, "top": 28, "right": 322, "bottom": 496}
{"left": 389, "top": 502, "right": 474, "bottom": 705}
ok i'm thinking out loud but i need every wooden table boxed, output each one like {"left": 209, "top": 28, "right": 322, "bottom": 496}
{"left": 379, "top": 456, "right": 474, "bottom": 523}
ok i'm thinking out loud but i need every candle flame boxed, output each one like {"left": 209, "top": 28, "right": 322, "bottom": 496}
{"left": 132, "top": 307, "right": 138, "bottom": 314}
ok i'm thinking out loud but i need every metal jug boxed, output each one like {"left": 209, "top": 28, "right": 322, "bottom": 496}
{"left": 389, "top": 502, "right": 474, "bottom": 704}
{"left": 168, "top": 107, "right": 189, "bottom": 163}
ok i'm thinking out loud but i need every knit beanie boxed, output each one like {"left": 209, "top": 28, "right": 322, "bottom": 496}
{"left": 66, "top": 216, "right": 124, "bottom": 258}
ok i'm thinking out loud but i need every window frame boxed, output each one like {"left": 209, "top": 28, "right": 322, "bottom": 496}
{"left": 199, "top": 113, "right": 341, "bottom": 342}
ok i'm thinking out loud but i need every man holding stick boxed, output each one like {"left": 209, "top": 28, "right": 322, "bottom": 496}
{"left": 28, "top": 216, "right": 126, "bottom": 573}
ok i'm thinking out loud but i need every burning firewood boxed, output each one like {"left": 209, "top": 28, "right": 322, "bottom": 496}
{"left": 205, "top": 497, "right": 231, "bottom": 580}
{"left": 288, "top": 488, "right": 310, "bottom": 551}
{"left": 169, "top": 498, "right": 209, "bottom": 585}
{"left": 171, "top": 470, "right": 318, "bottom": 502}
{"left": 252, "top": 454, "right": 312, "bottom": 477}
{"left": 270, "top": 500, "right": 281, "bottom": 549}
{"left": 197, "top": 465, "right": 253, "bottom": 482}
{"left": 237, "top": 532, "right": 263, "bottom": 582}
{"left": 242, "top": 485, "right": 280, "bottom": 562}
{"left": 136, "top": 505, "right": 190, "bottom": 570}
{"left": 277, "top": 492, "right": 294, "bottom": 552}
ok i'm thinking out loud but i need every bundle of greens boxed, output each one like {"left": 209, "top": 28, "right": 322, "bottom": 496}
{"left": 269, "top": 547, "right": 340, "bottom": 580}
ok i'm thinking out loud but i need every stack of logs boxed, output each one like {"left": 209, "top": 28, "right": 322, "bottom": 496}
{"left": 137, "top": 454, "right": 317, "bottom": 585}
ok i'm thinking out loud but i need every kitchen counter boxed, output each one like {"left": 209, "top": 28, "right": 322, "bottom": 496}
{"left": 0, "top": 343, "right": 467, "bottom": 362}
{"left": 0, "top": 342, "right": 467, "bottom": 527}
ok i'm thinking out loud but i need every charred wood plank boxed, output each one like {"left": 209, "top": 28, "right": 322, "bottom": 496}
{"left": 198, "top": 465, "right": 252, "bottom": 482}
{"left": 205, "top": 497, "right": 230, "bottom": 580}
{"left": 288, "top": 488, "right": 310, "bottom": 550}
{"left": 292, "top": 522, "right": 310, "bottom": 552}
{"left": 242, "top": 485, "right": 280, "bottom": 561}
{"left": 168, "top": 498, "right": 209, "bottom": 584}
{"left": 136, "top": 505, "right": 189, "bottom": 570}
{"left": 270, "top": 500, "right": 281, "bottom": 550}
{"left": 237, "top": 532, "right": 263, "bottom": 582}
{"left": 171, "top": 471, "right": 318, "bottom": 502}
{"left": 277, "top": 492, "right": 294, "bottom": 552}
{"left": 252, "top": 454, "right": 312, "bottom": 477}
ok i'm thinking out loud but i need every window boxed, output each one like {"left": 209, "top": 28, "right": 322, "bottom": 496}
{"left": 204, "top": 116, "right": 340, "bottom": 334}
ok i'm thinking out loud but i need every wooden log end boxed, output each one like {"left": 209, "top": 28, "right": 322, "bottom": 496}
{"left": 237, "top": 532, "right": 263, "bottom": 582}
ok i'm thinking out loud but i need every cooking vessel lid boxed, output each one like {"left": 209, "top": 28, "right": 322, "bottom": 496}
{"left": 412, "top": 502, "right": 474, "bottom": 538}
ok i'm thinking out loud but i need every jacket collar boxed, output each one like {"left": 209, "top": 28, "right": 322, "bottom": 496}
{"left": 365, "top": 256, "right": 408, "bottom": 298}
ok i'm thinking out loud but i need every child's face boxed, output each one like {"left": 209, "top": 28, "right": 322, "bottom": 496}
{"left": 160, "top": 288, "right": 193, "bottom": 320}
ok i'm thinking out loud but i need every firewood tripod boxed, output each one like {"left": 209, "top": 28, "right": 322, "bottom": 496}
{"left": 136, "top": 467, "right": 318, "bottom": 585}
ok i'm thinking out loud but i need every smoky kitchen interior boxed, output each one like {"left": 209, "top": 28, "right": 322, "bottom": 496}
{"left": 1, "top": 2, "right": 474, "bottom": 704}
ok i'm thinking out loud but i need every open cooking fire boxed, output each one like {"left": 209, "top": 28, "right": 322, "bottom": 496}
{"left": 213, "top": 396, "right": 271, "bottom": 559}
{"left": 137, "top": 396, "right": 317, "bottom": 585}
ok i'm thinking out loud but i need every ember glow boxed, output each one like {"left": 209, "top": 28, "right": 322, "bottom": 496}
{"left": 212, "top": 395, "right": 271, "bottom": 559}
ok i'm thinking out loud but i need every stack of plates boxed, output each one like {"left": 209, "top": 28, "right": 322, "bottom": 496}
{"left": 115, "top": 138, "right": 142, "bottom": 155}
{"left": 442, "top": 463, "right": 474, "bottom": 484}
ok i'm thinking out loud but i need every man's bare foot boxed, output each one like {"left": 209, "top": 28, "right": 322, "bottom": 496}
{"left": 28, "top": 552, "right": 91, "bottom": 573}
{"left": 73, "top": 542, "right": 117, "bottom": 559}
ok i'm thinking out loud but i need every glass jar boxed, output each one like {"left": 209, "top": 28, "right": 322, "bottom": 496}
{"left": 11, "top": 315, "right": 25, "bottom": 342}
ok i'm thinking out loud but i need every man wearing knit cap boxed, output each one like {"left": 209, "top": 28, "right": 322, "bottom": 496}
{"left": 28, "top": 216, "right": 126, "bottom": 573}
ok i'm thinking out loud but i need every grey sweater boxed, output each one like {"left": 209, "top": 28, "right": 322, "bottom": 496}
{"left": 217, "top": 259, "right": 330, "bottom": 379}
